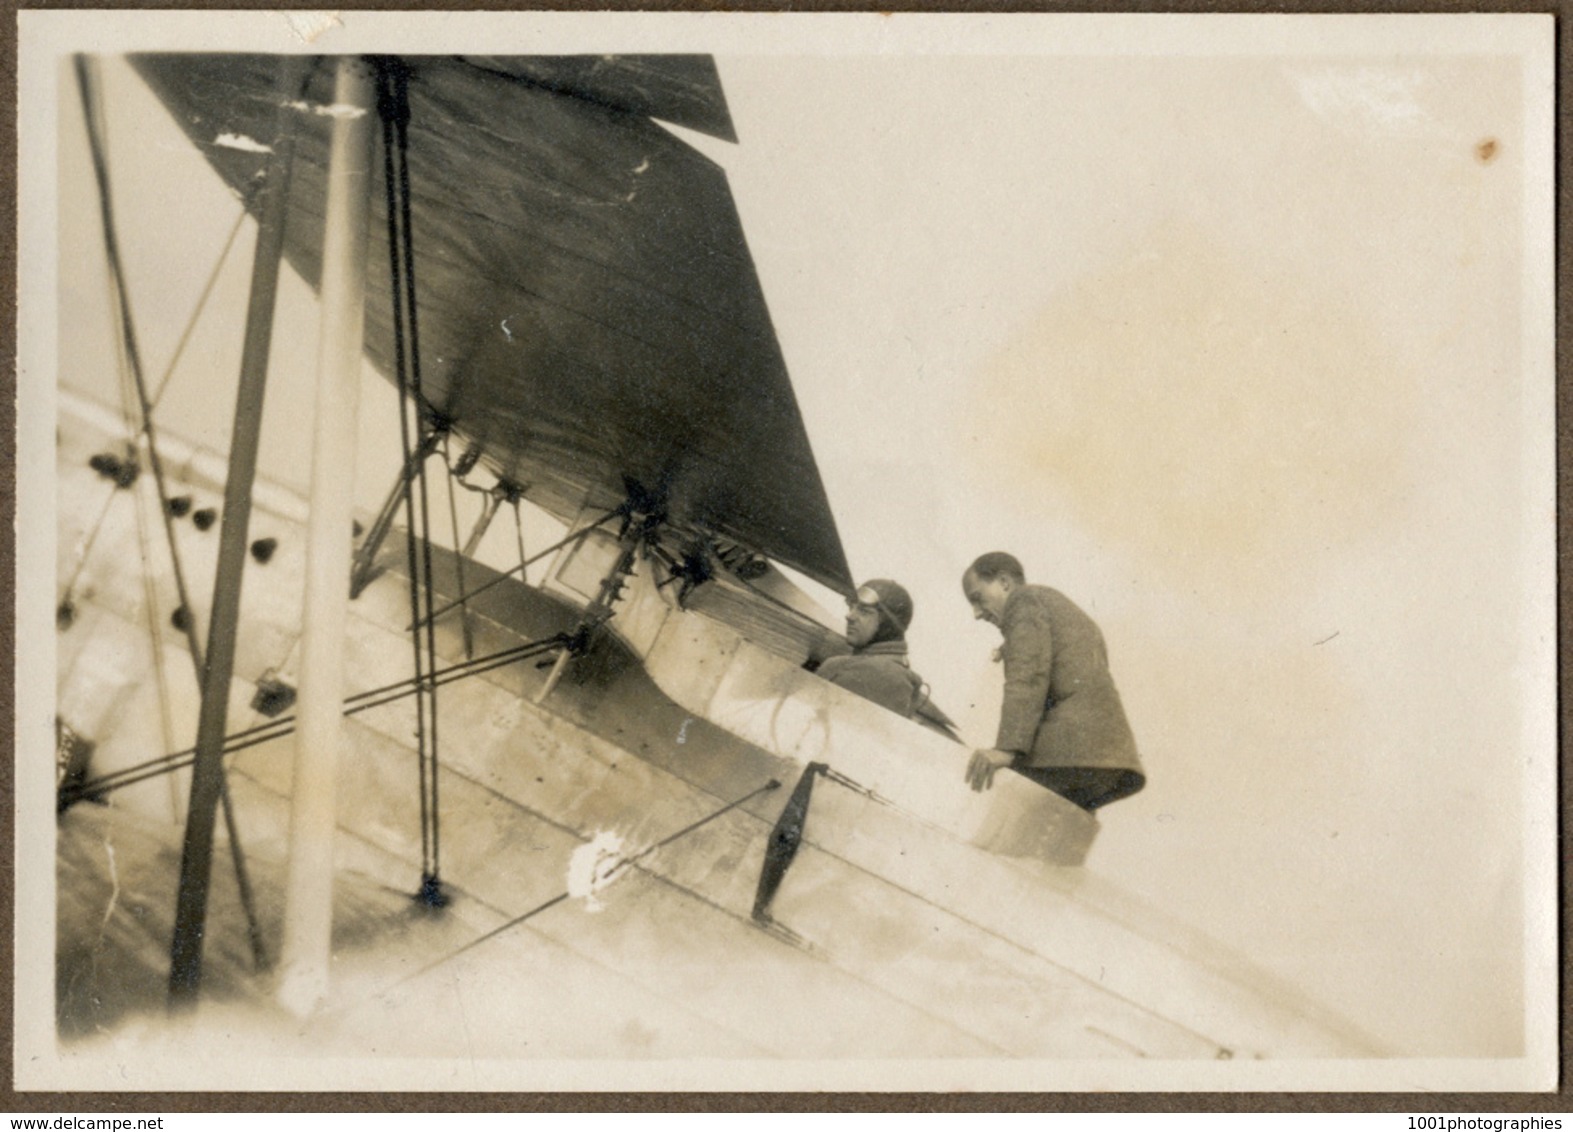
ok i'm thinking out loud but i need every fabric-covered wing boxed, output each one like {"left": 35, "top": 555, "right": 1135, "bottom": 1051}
{"left": 131, "top": 53, "right": 852, "bottom": 594}
{"left": 460, "top": 55, "right": 737, "bottom": 142}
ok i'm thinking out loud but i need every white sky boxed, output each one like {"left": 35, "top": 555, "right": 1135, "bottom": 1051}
{"left": 37, "top": 14, "right": 1555, "bottom": 1063}
{"left": 704, "top": 47, "right": 1551, "bottom": 1059}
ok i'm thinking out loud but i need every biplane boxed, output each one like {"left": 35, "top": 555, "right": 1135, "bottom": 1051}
{"left": 52, "top": 51, "right": 1384, "bottom": 1065}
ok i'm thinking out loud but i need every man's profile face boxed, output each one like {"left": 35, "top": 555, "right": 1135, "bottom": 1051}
{"left": 845, "top": 597, "right": 881, "bottom": 648}
{"left": 963, "top": 569, "right": 1014, "bottom": 628}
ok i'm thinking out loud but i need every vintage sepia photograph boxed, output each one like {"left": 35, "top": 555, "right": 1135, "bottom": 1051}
{"left": 15, "top": 10, "right": 1558, "bottom": 1093}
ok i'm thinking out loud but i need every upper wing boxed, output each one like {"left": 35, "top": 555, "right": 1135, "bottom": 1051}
{"left": 131, "top": 53, "right": 853, "bottom": 595}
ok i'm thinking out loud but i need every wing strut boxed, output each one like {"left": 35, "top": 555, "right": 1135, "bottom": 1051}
{"left": 348, "top": 427, "right": 443, "bottom": 598}
{"left": 72, "top": 54, "right": 271, "bottom": 980}
{"left": 161, "top": 56, "right": 314, "bottom": 1010}
{"left": 275, "top": 56, "right": 378, "bottom": 1017}
{"left": 448, "top": 456, "right": 510, "bottom": 656}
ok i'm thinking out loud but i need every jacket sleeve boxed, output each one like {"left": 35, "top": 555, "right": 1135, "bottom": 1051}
{"left": 995, "top": 594, "right": 1053, "bottom": 754}
{"left": 804, "top": 630, "right": 852, "bottom": 672}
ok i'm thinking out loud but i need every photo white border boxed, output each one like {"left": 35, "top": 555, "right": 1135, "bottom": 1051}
{"left": 15, "top": 8, "right": 1558, "bottom": 1095}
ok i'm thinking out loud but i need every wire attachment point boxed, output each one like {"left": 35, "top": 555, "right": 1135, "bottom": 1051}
{"left": 413, "top": 872, "right": 450, "bottom": 910}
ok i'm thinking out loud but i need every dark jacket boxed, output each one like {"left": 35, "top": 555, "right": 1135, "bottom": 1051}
{"left": 995, "top": 585, "right": 1142, "bottom": 775}
{"left": 818, "top": 640, "right": 924, "bottom": 719}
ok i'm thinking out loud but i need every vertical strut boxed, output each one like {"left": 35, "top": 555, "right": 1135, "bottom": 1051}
{"left": 276, "top": 55, "right": 377, "bottom": 1017}
{"left": 463, "top": 487, "right": 504, "bottom": 560}
{"left": 443, "top": 464, "right": 511, "bottom": 661}
{"left": 168, "top": 56, "right": 312, "bottom": 1009}
{"left": 78, "top": 53, "right": 270, "bottom": 979}
{"left": 349, "top": 429, "right": 442, "bottom": 598}
{"left": 443, "top": 446, "right": 474, "bottom": 658}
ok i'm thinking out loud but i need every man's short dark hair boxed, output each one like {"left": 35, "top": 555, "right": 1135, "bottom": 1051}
{"left": 968, "top": 552, "right": 1025, "bottom": 584}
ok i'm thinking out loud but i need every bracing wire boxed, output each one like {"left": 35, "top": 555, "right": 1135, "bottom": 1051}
{"left": 60, "top": 121, "right": 248, "bottom": 621}
{"left": 365, "top": 777, "right": 782, "bottom": 996}
{"left": 377, "top": 58, "right": 444, "bottom": 895}
{"left": 61, "top": 72, "right": 135, "bottom": 616}
{"left": 59, "top": 489, "right": 119, "bottom": 613}
{"left": 377, "top": 61, "right": 428, "bottom": 878}
{"left": 90, "top": 63, "right": 139, "bottom": 449}
{"left": 396, "top": 73, "right": 445, "bottom": 888}
{"left": 129, "top": 445, "right": 183, "bottom": 821}
{"left": 74, "top": 55, "right": 211, "bottom": 679}
{"left": 63, "top": 633, "right": 571, "bottom": 805}
{"left": 89, "top": 66, "right": 183, "bottom": 821}
{"left": 151, "top": 206, "right": 249, "bottom": 409}
{"left": 75, "top": 53, "right": 268, "bottom": 966}
{"left": 413, "top": 508, "right": 619, "bottom": 631}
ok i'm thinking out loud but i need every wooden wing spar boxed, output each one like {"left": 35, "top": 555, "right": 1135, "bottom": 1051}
{"left": 130, "top": 52, "right": 853, "bottom": 595}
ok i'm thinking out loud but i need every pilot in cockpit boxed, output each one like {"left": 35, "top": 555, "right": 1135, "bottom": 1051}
{"left": 810, "top": 579, "right": 957, "bottom": 740}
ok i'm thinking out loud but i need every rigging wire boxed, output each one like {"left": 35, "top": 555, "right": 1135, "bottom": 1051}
{"left": 65, "top": 633, "right": 572, "bottom": 803}
{"left": 91, "top": 63, "right": 140, "bottom": 450}
{"left": 58, "top": 487, "right": 119, "bottom": 618}
{"left": 62, "top": 70, "right": 139, "bottom": 617}
{"left": 89, "top": 66, "right": 183, "bottom": 821}
{"left": 129, "top": 439, "right": 184, "bottom": 822}
{"left": 366, "top": 777, "right": 782, "bottom": 996}
{"left": 413, "top": 507, "right": 620, "bottom": 630}
{"left": 150, "top": 205, "right": 250, "bottom": 409}
{"left": 67, "top": 62, "right": 149, "bottom": 627}
{"left": 87, "top": 60, "right": 187, "bottom": 820}
{"left": 74, "top": 55, "right": 211, "bottom": 677}
{"left": 377, "top": 58, "right": 444, "bottom": 898}
{"left": 60, "top": 145, "right": 249, "bottom": 623}
{"left": 68, "top": 498, "right": 606, "bottom": 802}
{"left": 400, "top": 78, "right": 445, "bottom": 895}
{"left": 377, "top": 61, "right": 430, "bottom": 883}
{"left": 74, "top": 54, "right": 267, "bottom": 968}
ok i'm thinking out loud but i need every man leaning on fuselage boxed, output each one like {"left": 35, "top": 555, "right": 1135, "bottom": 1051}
{"left": 961, "top": 552, "right": 1145, "bottom": 812}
